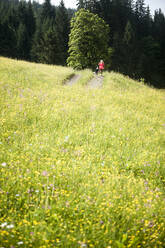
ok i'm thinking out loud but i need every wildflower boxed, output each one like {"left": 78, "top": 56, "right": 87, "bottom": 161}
{"left": 81, "top": 244, "right": 87, "bottom": 248}
{"left": 17, "top": 241, "right": 23, "bottom": 245}
{"left": 42, "top": 171, "right": 48, "bottom": 176}
{"left": 1, "top": 162, "right": 6, "bottom": 167}
{"left": 64, "top": 135, "right": 69, "bottom": 142}
{"left": 6, "top": 224, "right": 14, "bottom": 229}
{"left": 78, "top": 242, "right": 87, "bottom": 248}
{"left": 1, "top": 222, "right": 7, "bottom": 228}
{"left": 101, "top": 161, "right": 105, "bottom": 166}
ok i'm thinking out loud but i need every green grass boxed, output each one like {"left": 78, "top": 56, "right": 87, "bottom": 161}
{"left": 0, "top": 57, "right": 165, "bottom": 248}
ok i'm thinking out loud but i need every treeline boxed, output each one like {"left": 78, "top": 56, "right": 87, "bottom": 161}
{"left": 78, "top": 0, "right": 165, "bottom": 88}
{"left": 0, "top": 0, "right": 165, "bottom": 88}
{"left": 0, "top": 0, "right": 74, "bottom": 65}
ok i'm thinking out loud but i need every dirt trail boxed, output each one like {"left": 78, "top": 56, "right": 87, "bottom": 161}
{"left": 88, "top": 75, "right": 103, "bottom": 88}
{"left": 65, "top": 74, "right": 81, "bottom": 86}
{"left": 65, "top": 74, "right": 103, "bottom": 88}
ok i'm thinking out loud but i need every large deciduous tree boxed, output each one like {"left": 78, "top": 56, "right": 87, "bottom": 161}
{"left": 67, "top": 9, "right": 110, "bottom": 70}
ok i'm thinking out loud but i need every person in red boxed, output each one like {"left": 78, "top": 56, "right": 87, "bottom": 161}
{"left": 98, "top": 60, "right": 104, "bottom": 75}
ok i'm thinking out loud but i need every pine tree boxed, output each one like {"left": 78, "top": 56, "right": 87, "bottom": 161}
{"left": 55, "top": 0, "right": 70, "bottom": 65}
{"left": 38, "top": 20, "right": 61, "bottom": 64}
{"left": 0, "top": 1, "right": 17, "bottom": 58}
{"left": 0, "top": 19, "right": 17, "bottom": 57}
{"left": 17, "top": 22, "right": 29, "bottom": 59}
{"left": 76, "top": 0, "right": 99, "bottom": 12}
{"left": 77, "top": 0, "right": 84, "bottom": 9}
{"left": 30, "top": 19, "right": 43, "bottom": 62}
{"left": 122, "top": 20, "right": 136, "bottom": 76}
{"left": 40, "top": 0, "right": 55, "bottom": 23}
{"left": 16, "top": 0, "right": 36, "bottom": 60}
{"left": 152, "top": 9, "right": 165, "bottom": 87}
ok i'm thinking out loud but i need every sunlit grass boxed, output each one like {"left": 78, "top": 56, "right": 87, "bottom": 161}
{"left": 0, "top": 57, "right": 165, "bottom": 247}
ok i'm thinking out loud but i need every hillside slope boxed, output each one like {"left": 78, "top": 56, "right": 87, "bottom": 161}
{"left": 0, "top": 57, "right": 165, "bottom": 247}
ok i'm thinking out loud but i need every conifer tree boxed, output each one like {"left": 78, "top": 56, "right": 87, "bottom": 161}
{"left": 30, "top": 19, "right": 43, "bottom": 62}
{"left": 38, "top": 23, "right": 61, "bottom": 65}
{"left": 122, "top": 20, "right": 136, "bottom": 76}
{"left": 55, "top": 0, "right": 70, "bottom": 65}
{"left": 40, "top": 0, "right": 55, "bottom": 23}
{"left": 17, "top": 22, "right": 29, "bottom": 59}
{"left": 0, "top": 19, "right": 17, "bottom": 58}
{"left": 0, "top": 1, "right": 18, "bottom": 58}
{"left": 16, "top": 0, "right": 36, "bottom": 60}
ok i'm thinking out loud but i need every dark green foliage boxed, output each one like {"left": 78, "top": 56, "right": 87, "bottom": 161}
{"left": 40, "top": 0, "right": 55, "bottom": 23}
{"left": 31, "top": 19, "right": 61, "bottom": 65}
{"left": 0, "top": 20, "right": 17, "bottom": 57}
{"left": 17, "top": 23, "right": 29, "bottom": 59}
{"left": 16, "top": 0, "right": 36, "bottom": 60}
{"left": 31, "top": 0, "right": 71, "bottom": 65}
{"left": 55, "top": 0, "right": 70, "bottom": 65}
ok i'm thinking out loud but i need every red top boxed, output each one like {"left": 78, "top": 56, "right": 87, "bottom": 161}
{"left": 99, "top": 61, "right": 104, "bottom": 70}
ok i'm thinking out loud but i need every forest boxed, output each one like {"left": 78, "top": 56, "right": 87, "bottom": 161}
{"left": 0, "top": 0, "right": 165, "bottom": 88}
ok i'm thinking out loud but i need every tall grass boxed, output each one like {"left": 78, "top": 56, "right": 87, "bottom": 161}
{"left": 0, "top": 57, "right": 164, "bottom": 247}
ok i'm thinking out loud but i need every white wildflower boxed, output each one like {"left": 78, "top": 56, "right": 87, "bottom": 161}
{"left": 1, "top": 222, "right": 7, "bottom": 228}
{"left": 6, "top": 224, "right": 14, "bottom": 229}
{"left": 17, "top": 241, "right": 24, "bottom": 245}
{"left": 1, "top": 162, "right": 6, "bottom": 167}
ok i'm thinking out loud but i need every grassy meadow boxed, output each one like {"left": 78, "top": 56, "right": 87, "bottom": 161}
{"left": 0, "top": 57, "right": 165, "bottom": 247}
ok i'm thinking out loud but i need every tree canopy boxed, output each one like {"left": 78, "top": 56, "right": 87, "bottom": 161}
{"left": 67, "top": 9, "right": 110, "bottom": 70}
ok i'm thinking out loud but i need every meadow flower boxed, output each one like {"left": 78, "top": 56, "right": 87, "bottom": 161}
{"left": 78, "top": 242, "right": 87, "bottom": 248}
{"left": 64, "top": 135, "right": 69, "bottom": 142}
{"left": 6, "top": 224, "right": 14, "bottom": 229}
{"left": 101, "top": 161, "right": 105, "bottom": 166}
{"left": 1, "top": 222, "right": 7, "bottom": 228}
{"left": 81, "top": 244, "right": 87, "bottom": 248}
{"left": 1, "top": 162, "right": 6, "bottom": 167}
{"left": 42, "top": 171, "right": 48, "bottom": 176}
{"left": 17, "top": 241, "right": 23, "bottom": 245}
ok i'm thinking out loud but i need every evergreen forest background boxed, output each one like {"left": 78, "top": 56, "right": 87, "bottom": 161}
{"left": 0, "top": 0, "right": 165, "bottom": 88}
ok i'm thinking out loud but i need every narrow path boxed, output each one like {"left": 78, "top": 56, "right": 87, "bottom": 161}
{"left": 88, "top": 75, "right": 103, "bottom": 88}
{"left": 65, "top": 74, "right": 81, "bottom": 86}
